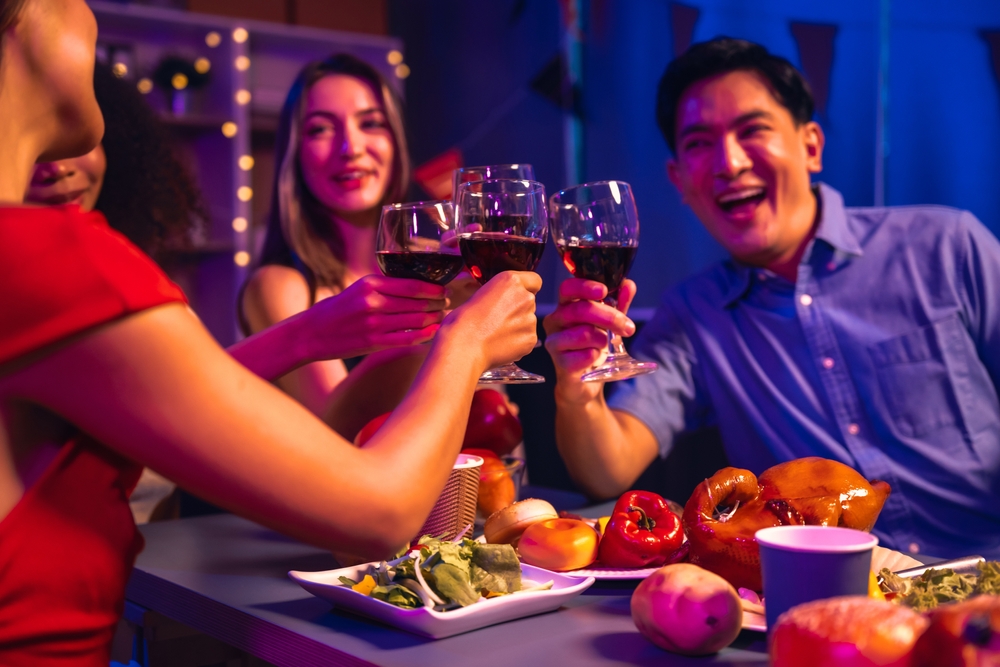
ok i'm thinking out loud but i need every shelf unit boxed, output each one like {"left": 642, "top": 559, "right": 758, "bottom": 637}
{"left": 89, "top": 1, "right": 403, "bottom": 345}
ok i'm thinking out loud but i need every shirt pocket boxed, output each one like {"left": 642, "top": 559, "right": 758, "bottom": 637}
{"left": 867, "top": 315, "right": 966, "bottom": 439}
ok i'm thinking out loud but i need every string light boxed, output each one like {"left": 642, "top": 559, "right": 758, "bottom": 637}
{"left": 234, "top": 56, "right": 250, "bottom": 72}
{"left": 205, "top": 31, "right": 221, "bottom": 47}
{"left": 395, "top": 63, "right": 410, "bottom": 79}
{"left": 235, "top": 89, "right": 251, "bottom": 105}
{"left": 237, "top": 186, "right": 253, "bottom": 202}
{"left": 234, "top": 251, "right": 250, "bottom": 267}
{"left": 171, "top": 73, "right": 189, "bottom": 90}
{"left": 232, "top": 27, "right": 248, "bottom": 44}
{"left": 238, "top": 155, "right": 254, "bottom": 171}
{"left": 194, "top": 57, "right": 211, "bottom": 74}
{"left": 112, "top": 62, "right": 128, "bottom": 77}
{"left": 387, "top": 50, "right": 403, "bottom": 65}
{"left": 221, "top": 121, "right": 238, "bottom": 138}
{"left": 232, "top": 217, "right": 248, "bottom": 232}
{"left": 137, "top": 78, "right": 153, "bottom": 94}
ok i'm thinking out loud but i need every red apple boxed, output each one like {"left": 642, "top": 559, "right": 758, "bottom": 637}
{"left": 354, "top": 412, "right": 391, "bottom": 446}
{"left": 462, "top": 389, "right": 523, "bottom": 457}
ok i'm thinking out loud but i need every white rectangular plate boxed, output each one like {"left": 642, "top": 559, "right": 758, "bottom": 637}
{"left": 289, "top": 563, "right": 595, "bottom": 639}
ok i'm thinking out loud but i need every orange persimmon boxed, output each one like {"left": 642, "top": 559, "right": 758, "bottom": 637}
{"left": 518, "top": 518, "right": 599, "bottom": 571}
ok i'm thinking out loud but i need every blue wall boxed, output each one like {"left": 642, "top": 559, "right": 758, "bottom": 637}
{"left": 390, "top": 0, "right": 1000, "bottom": 309}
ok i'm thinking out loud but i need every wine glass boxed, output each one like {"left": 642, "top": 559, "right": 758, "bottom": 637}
{"left": 376, "top": 200, "right": 464, "bottom": 285}
{"left": 455, "top": 178, "right": 547, "bottom": 384}
{"left": 549, "top": 181, "right": 657, "bottom": 382}
{"left": 452, "top": 164, "right": 534, "bottom": 201}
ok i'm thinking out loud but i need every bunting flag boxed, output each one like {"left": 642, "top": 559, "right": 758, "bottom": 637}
{"left": 790, "top": 22, "right": 838, "bottom": 117}
{"left": 413, "top": 148, "right": 463, "bottom": 200}
{"left": 530, "top": 53, "right": 583, "bottom": 116}
{"left": 982, "top": 30, "right": 1000, "bottom": 94}
{"left": 670, "top": 2, "right": 700, "bottom": 58}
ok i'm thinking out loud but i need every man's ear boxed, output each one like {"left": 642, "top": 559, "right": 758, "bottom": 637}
{"left": 666, "top": 158, "right": 686, "bottom": 203}
{"left": 803, "top": 121, "right": 825, "bottom": 174}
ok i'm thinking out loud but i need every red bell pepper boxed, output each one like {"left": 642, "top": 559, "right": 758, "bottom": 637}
{"left": 598, "top": 490, "right": 684, "bottom": 568}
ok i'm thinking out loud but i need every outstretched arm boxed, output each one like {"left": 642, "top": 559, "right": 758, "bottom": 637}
{"left": 544, "top": 277, "right": 660, "bottom": 499}
{"left": 7, "top": 271, "right": 540, "bottom": 561}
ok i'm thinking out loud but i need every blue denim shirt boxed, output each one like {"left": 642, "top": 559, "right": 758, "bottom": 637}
{"left": 609, "top": 183, "right": 1000, "bottom": 558}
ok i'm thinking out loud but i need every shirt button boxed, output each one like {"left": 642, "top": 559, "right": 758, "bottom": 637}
{"left": 799, "top": 294, "right": 813, "bottom": 306}
{"left": 826, "top": 261, "right": 836, "bottom": 271}
{"left": 847, "top": 423, "right": 860, "bottom": 436}
{"left": 822, "top": 357, "right": 835, "bottom": 369}
{"left": 908, "top": 542, "right": 920, "bottom": 554}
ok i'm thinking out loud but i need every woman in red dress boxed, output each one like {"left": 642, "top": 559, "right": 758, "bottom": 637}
{"left": 0, "top": 1, "right": 541, "bottom": 665}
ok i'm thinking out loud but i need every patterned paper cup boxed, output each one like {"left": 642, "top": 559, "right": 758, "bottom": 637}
{"left": 416, "top": 453, "right": 482, "bottom": 542}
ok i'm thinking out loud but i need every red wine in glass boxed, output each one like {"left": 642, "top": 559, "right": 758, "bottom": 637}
{"left": 459, "top": 230, "right": 546, "bottom": 284}
{"left": 455, "top": 179, "right": 548, "bottom": 384}
{"left": 376, "top": 251, "right": 465, "bottom": 285}
{"left": 558, "top": 243, "right": 638, "bottom": 300}
{"left": 549, "top": 181, "right": 657, "bottom": 383}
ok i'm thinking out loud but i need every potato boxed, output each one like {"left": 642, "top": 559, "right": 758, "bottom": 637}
{"left": 631, "top": 563, "right": 743, "bottom": 655}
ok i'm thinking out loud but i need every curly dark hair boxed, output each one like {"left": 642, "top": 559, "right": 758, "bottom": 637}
{"left": 93, "top": 61, "right": 209, "bottom": 257}
{"left": 656, "top": 37, "right": 815, "bottom": 155}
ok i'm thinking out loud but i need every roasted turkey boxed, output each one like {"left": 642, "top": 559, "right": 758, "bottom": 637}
{"left": 682, "top": 457, "right": 891, "bottom": 591}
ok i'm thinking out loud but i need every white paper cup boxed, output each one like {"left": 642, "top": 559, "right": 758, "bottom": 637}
{"left": 416, "top": 453, "right": 482, "bottom": 542}
{"left": 756, "top": 525, "right": 878, "bottom": 632}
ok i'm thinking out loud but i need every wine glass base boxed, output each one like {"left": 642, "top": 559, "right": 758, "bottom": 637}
{"left": 478, "top": 363, "right": 546, "bottom": 384}
{"left": 581, "top": 355, "right": 657, "bottom": 383}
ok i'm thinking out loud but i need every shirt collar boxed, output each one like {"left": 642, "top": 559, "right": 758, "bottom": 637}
{"left": 720, "top": 183, "right": 861, "bottom": 307}
{"left": 813, "top": 182, "right": 863, "bottom": 257}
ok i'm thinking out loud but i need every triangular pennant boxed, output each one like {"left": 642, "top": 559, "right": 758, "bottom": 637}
{"left": 671, "top": 2, "right": 700, "bottom": 58}
{"left": 790, "top": 22, "right": 838, "bottom": 117}
{"left": 530, "top": 53, "right": 583, "bottom": 116}
{"left": 413, "top": 148, "right": 463, "bottom": 200}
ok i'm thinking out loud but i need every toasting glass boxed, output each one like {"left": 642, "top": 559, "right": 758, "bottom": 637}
{"left": 376, "top": 200, "right": 464, "bottom": 285}
{"left": 455, "top": 179, "right": 547, "bottom": 384}
{"left": 452, "top": 164, "right": 534, "bottom": 201}
{"left": 549, "top": 181, "right": 657, "bottom": 382}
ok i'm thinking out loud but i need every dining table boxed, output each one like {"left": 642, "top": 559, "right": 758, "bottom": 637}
{"left": 122, "top": 486, "right": 770, "bottom": 666}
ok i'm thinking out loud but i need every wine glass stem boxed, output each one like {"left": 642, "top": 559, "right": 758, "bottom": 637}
{"left": 605, "top": 296, "right": 627, "bottom": 356}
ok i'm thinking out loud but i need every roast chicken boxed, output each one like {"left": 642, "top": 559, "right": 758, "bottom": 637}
{"left": 682, "top": 457, "right": 891, "bottom": 591}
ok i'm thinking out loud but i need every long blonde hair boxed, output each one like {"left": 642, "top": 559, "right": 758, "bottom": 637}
{"left": 258, "top": 53, "right": 410, "bottom": 295}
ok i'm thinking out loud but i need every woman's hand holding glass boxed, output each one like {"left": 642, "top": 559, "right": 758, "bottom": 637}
{"left": 454, "top": 178, "right": 548, "bottom": 384}
{"left": 299, "top": 274, "right": 448, "bottom": 362}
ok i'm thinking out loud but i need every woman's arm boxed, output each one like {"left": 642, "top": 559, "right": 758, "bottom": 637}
{"left": 7, "top": 271, "right": 540, "bottom": 561}
{"left": 237, "top": 266, "right": 447, "bottom": 415}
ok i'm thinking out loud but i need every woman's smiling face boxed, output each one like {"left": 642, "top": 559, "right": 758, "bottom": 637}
{"left": 298, "top": 74, "right": 396, "bottom": 221}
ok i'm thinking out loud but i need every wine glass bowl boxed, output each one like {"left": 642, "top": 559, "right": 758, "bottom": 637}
{"left": 455, "top": 178, "right": 548, "bottom": 384}
{"left": 376, "top": 200, "right": 464, "bottom": 285}
{"left": 549, "top": 181, "right": 657, "bottom": 382}
{"left": 451, "top": 164, "right": 535, "bottom": 201}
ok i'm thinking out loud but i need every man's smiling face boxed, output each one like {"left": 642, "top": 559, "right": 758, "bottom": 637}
{"left": 667, "top": 70, "right": 824, "bottom": 269}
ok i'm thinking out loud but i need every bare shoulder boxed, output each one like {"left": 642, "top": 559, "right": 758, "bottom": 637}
{"left": 243, "top": 265, "right": 312, "bottom": 331}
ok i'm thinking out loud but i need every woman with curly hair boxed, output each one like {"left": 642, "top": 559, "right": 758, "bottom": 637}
{"left": 26, "top": 61, "right": 206, "bottom": 258}
{"left": 26, "top": 61, "right": 454, "bottom": 521}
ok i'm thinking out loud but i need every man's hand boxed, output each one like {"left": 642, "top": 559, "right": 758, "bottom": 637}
{"left": 543, "top": 277, "right": 637, "bottom": 403}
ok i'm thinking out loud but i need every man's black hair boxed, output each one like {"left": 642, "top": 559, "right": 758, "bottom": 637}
{"left": 656, "top": 37, "right": 815, "bottom": 154}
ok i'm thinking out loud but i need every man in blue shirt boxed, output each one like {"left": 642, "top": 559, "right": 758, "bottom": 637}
{"left": 544, "top": 38, "right": 1000, "bottom": 559}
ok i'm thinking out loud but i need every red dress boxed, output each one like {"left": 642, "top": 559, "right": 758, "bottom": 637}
{"left": 0, "top": 206, "right": 186, "bottom": 666}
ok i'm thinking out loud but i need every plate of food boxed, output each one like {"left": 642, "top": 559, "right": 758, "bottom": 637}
{"left": 289, "top": 534, "right": 594, "bottom": 639}
{"left": 481, "top": 496, "right": 685, "bottom": 581}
